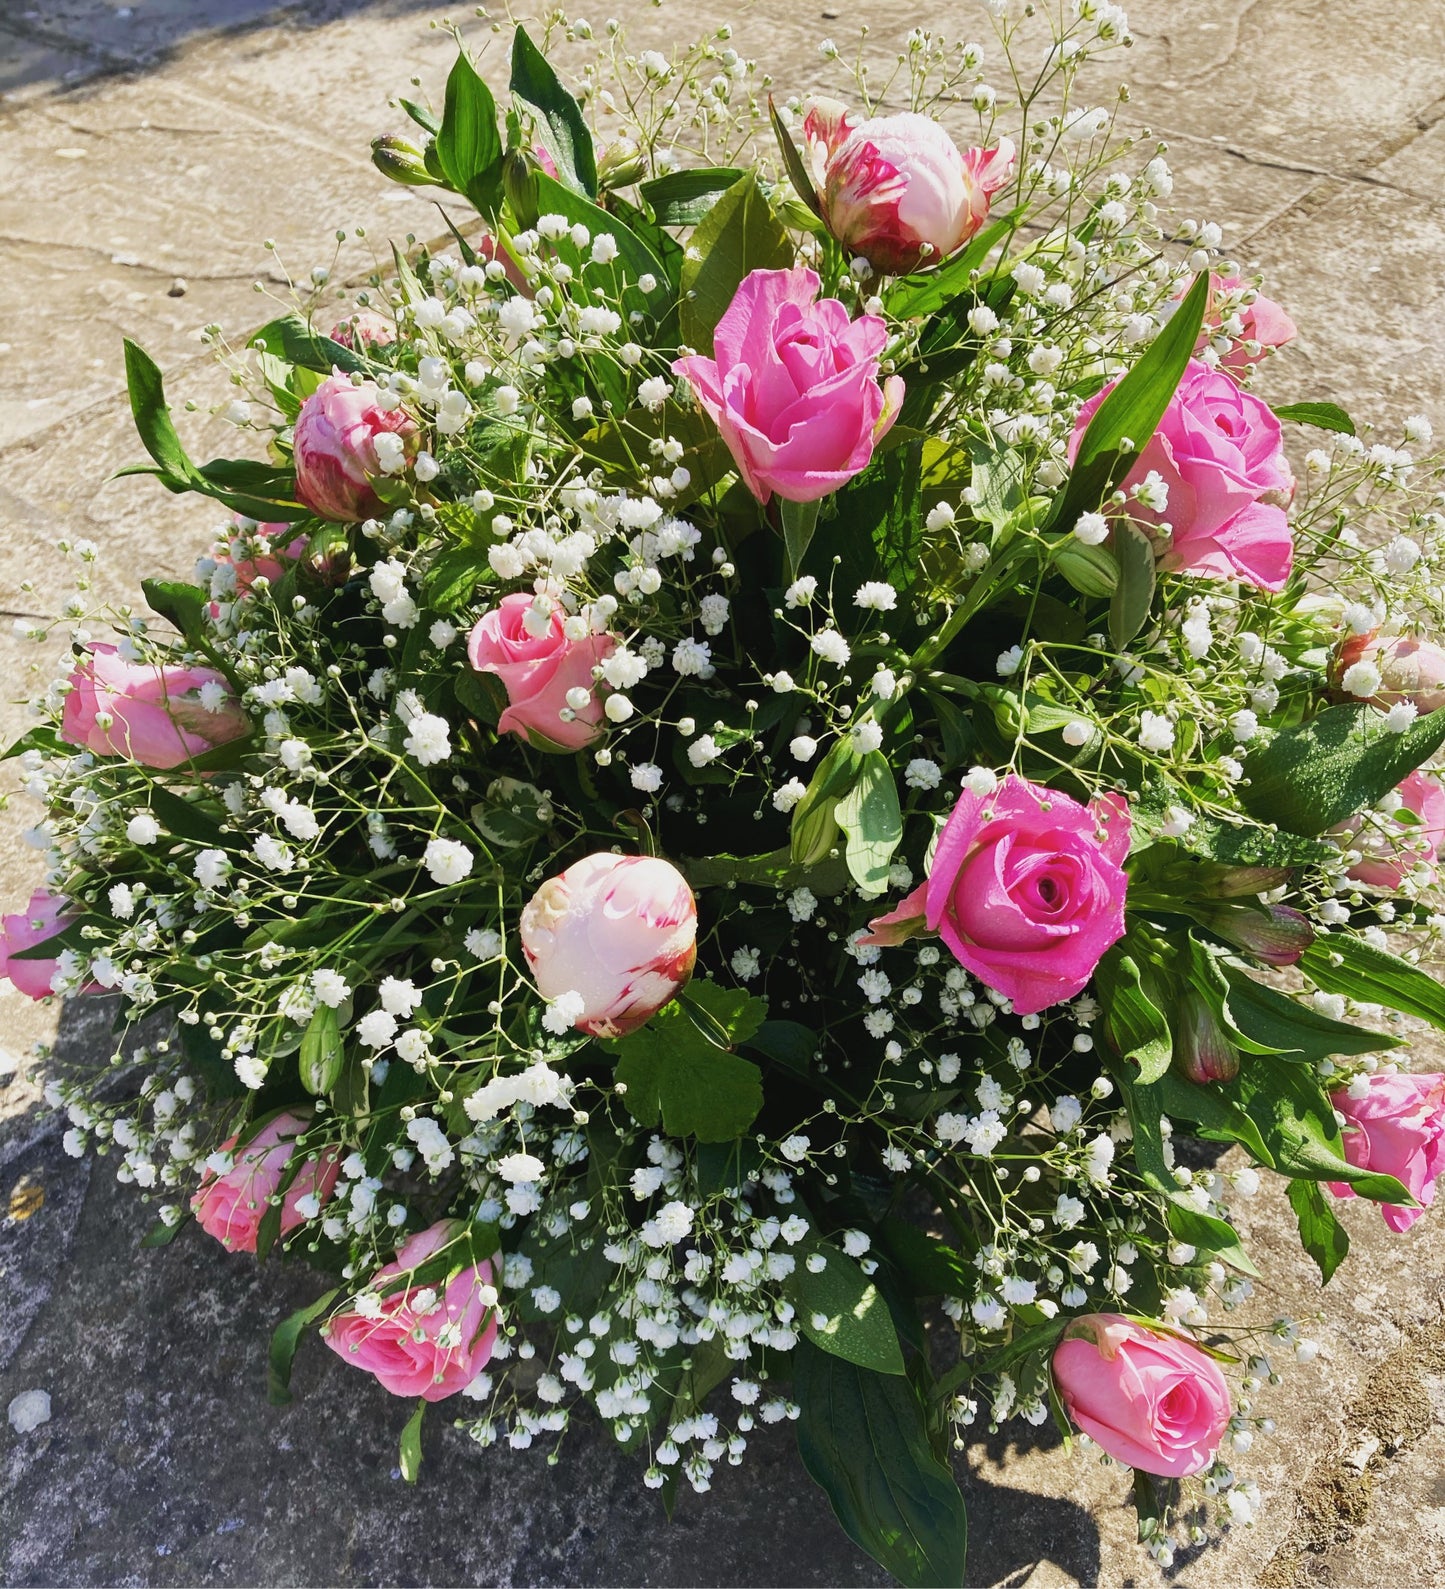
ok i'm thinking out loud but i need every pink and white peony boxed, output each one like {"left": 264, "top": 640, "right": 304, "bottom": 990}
{"left": 519, "top": 853, "right": 698, "bottom": 1038}
{"left": 0, "top": 890, "right": 73, "bottom": 999}
{"left": 291, "top": 374, "right": 416, "bottom": 521}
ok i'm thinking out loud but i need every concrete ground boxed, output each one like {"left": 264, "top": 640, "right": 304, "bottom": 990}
{"left": 3, "top": 0, "right": 1445, "bottom": 1583}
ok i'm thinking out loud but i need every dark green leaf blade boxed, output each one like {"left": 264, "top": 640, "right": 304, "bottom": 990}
{"left": 435, "top": 51, "right": 504, "bottom": 212}
{"left": 640, "top": 166, "right": 747, "bottom": 226}
{"left": 1288, "top": 1177, "right": 1350, "bottom": 1283}
{"left": 794, "top": 1342, "right": 968, "bottom": 1589}
{"left": 399, "top": 1399, "right": 427, "bottom": 1483}
{"left": 1240, "top": 703, "right": 1445, "bottom": 836}
{"left": 789, "top": 1243, "right": 906, "bottom": 1375}
{"left": 1273, "top": 401, "right": 1356, "bottom": 436}
{"left": 678, "top": 170, "right": 793, "bottom": 356}
{"left": 1108, "top": 518, "right": 1157, "bottom": 648}
{"left": 608, "top": 1001, "right": 764, "bottom": 1141}
{"left": 267, "top": 1287, "right": 339, "bottom": 1405}
{"left": 299, "top": 1003, "right": 343, "bottom": 1095}
{"left": 1300, "top": 933, "right": 1445, "bottom": 1033}
{"left": 510, "top": 25, "right": 597, "bottom": 197}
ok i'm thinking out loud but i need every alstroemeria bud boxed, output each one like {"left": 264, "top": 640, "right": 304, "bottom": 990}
{"left": 1192, "top": 900, "right": 1314, "bottom": 966}
{"left": 520, "top": 853, "right": 698, "bottom": 1038}
{"left": 370, "top": 133, "right": 439, "bottom": 188}
{"left": 504, "top": 149, "right": 542, "bottom": 231}
{"left": 597, "top": 140, "right": 647, "bottom": 191}
{"left": 1207, "top": 866, "right": 1292, "bottom": 898}
{"left": 1175, "top": 991, "right": 1239, "bottom": 1085}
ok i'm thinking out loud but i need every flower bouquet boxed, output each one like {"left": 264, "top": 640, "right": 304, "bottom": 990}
{"left": 10, "top": 4, "right": 1445, "bottom": 1580}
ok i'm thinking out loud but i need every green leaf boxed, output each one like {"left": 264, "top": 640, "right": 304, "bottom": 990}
{"left": 140, "top": 1214, "right": 186, "bottom": 1248}
{"left": 425, "top": 546, "right": 493, "bottom": 612}
{"left": 789, "top": 738, "right": 861, "bottom": 867}
{"left": 531, "top": 171, "right": 669, "bottom": 318}
{"left": 1273, "top": 401, "right": 1355, "bottom": 436}
{"left": 1239, "top": 703, "right": 1445, "bottom": 836}
{"left": 880, "top": 1221, "right": 974, "bottom": 1296}
{"left": 780, "top": 496, "right": 820, "bottom": 584}
{"left": 1288, "top": 1177, "right": 1350, "bottom": 1283}
{"left": 1095, "top": 947, "right": 1173, "bottom": 1083}
{"left": 640, "top": 166, "right": 746, "bottom": 226}
{"left": 794, "top": 1342, "right": 968, "bottom": 1589}
{"left": 607, "top": 1001, "right": 764, "bottom": 1140}
{"left": 1046, "top": 273, "right": 1209, "bottom": 533}
{"left": 141, "top": 577, "right": 208, "bottom": 642}
{"left": 1300, "top": 933, "right": 1445, "bottom": 1034}
{"left": 249, "top": 313, "right": 369, "bottom": 376}
{"left": 966, "top": 436, "right": 1028, "bottom": 531}
{"left": 298, "top": 1004, "right": 343, "bottom": 1095}
{"left": 887, "top": 213, "right": 1017, "bottom": 319}
{"left": 789, "top": 1242, "right": 906, "bottom": 1374}
{"left": 1221, "top": 963, "right": 1398, "bottom": 1062}
{"left": 680, "top": 980, "right": 768, "bottom": 1046}
{"left": 1108, "top": 518, "right": 1157, "bottom": 648}
{"left": 834, "top": 749, "right": 904, "bottom": 894}
{"left": 267, "top": 1287, "right": 339, "bottom": 1405}
{"left": 768, "top": 97, "right": 825, "bottom": 222}
{"left": 0, "top": 725, "right": 61, "bottom": 763}
{"left": 678, "top": 170, "right": 794, "bottom": 356}
{"left": 1166, "top": 1201, "right": 1258, "bottom": 1276}
{"left": 435, "top": 51, "right": 504, "bottom": 213}
{"left": 1153, "top": 1070, "right": 1274, "bottom": 1167}
{"left": 399, "top": 1399, "right": 427, "bottom": 1483}
{"left": 141, "top": 785, "right": 224, "bottom": 845}
{"left": 123, "top": 338, "right": 195, "bottom": 484}
{"left": 509, "top": 25, "right": 597, "bottom": 197}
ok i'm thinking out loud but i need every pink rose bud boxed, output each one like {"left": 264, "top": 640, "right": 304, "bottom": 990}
{"left": 1068, "top": 358, "right": 1295, "bottom": 593}
{"left": 672, "top": 265, "right": 904, "bottom": 504}
{"left": 520, "top": 852, "right": 698, "bottom": 1038}
{"left": 1334, "top": 629, "right": 1445, "bottom": 716}
{"left": 328, "top": 310, "right": 398, "bottom": 351}
{"left": 466, "top": 592, "right": 616, "bottom": 752}
{"left": 0, "top": 890, "right": 72, "bottom": 1000}
{"left": 1053, "top": 1313, "right": 1231, "bottom": 1478}
{"left": 805, "top": 100, "right": 1015, "bottom": 275}
{"left": 1339, "top": 770, "right": 1445, "bottom": 890}
{"left": 323, "top": 1220, "right": 500, "bottom": 1401}
{"left": 867, "top": 774, "right": 1129, "bottom": 1016}
{"left": 292, "top": 373, "right": 416, "bottom": 522}
{"left": 1195, "top": 273, "right": 1297, "bottom": 375}
{"left": 1175, "top": 990, "right": 1239, "bottom": 1084}
{"left": 1327, "top": 1072, "right": 1445, "bottom": 1232}
{"left": 191, "top": 1111, "right": 340, "bottom": 1254}
{"left": 60, "top": 643, "right": 249, "bottom": 770}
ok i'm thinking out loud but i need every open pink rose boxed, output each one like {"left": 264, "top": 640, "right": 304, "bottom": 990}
{"left": 520, "top": 852, "right": 698, "bottom": 1038}
{"left": 1341, "top": 770, "right": 1445, "bottom": 890}
{"left": 0, "top": 890, "right": 71, "bottom": 999}
{"left": 804, "top": 99, "right": 1015, "bottom": 275}
{"left": 292, "top": 374, "right": 416, "bottom": 522}
{"left": 61, "top": 643, "right": 249, "bottom": 770}
{"left": 1069, "top": 358, "right": 1294, "bottom": 592}
{"left": 1194, "top": 273, "right": 1296, "bottom": 376}
{"left": 672, "top": 266, "right": 904, "bottom": 504}
{"left": 466, "top": 592, "right": 615, "bottom": 751}
{"left": 1053, "top": 1314, "right": 1230, "bottom": 1478}
{"left": 1328, "top": 1072, "right": 1445, "bottom": 1232}
{"left": 191, "top": 1110, "right": 340, "bottom": 1254}
{"left": 323, "top": 1221, "right": 500, "bottom": 1401}
{"left": 1334, "top": 629, "right": 1445, "bottom": 716}
{"left": 328, "top": 310, "right": 397, "bottom": 351}
{"left": 865, "top": 774, "right": 1129, "bottom": 1015}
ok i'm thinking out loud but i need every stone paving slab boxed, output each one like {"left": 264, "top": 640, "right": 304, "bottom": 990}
{"left": 3, "top": 1, "right": 1445, "bottom": 1584}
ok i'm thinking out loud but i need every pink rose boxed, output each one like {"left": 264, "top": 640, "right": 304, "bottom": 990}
{"left": 466, "top": 592, "right": 616, "bottom": 751}
{"left": 206, "top": 517, "right": 308, "bottom": 612}
{"left": 672, "top": 266, "right": 904, "bottom": 504}
{"left": 292, "top": 374, "right": 416, "bottom": 522}
{"left": 191, "top": 1111, "right": 341, "bottom": 1254}
{"left": 60, "top": 643, "right": 249, "bottom": 770}
{"left": 1194, "top": 274, "right": 1296, "bottom": 376}
{"left": 805, "top": 99, "right": 1015, "bottom": 275}
{"left": 1341, "top": 770, "right": 1445, "bottom": 890}
{"left": 0, "top": 890, "right": 71, "bottom": 999}
{"left": 323, "top": 1221, "right": 500, "bottom": 1401}
{"left": 865, "top": 774, "right": 1129, "bottom": 1016}
{"left": 327, "top": 310, "right": 397, "bottom": 351}
{"left": 520, "top": 852, "right": 698, "bottom": 1038}
{"left": 1068, "top": 357, "right": 1294, "bottom": 593}
{"left": 1334, "top": 629, "right": 1445, "bottom": 716}
{"left": 1328, "top": 1072, "right": 1445, "bottom": 1232}
{"left": 1053, "top": 1313, "right": 1230, "bottom": 1478}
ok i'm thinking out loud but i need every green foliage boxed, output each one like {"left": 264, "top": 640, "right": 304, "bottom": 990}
{"left": 678, "top": 171, "right": 793, "bottom": 355}
{"left": 435, "top": 51, "right": 504, "bottom": 214}
{"left": 399, "top": 1400, "right": 427, "bottom": 1483}
{"left": 1108, "top": 518, "right": 1157, "bottom": 647}
{"left": 788, "top": 1241, "right": 906, "bottom": 1374}
{"left": 267, "top": 1287, "right": 339, "bottom": 1405}
{"left": 509, "top": 26, "right": 597, "bottom": 197}
{"left": 298, "top": 1004, "right": 343, "bottom": 1095}
{"left": 1288, "top": 1178, "right": 1351, "bottom": 1283}
{"left": 1046, "top": 272, "right": 1209, "bottom": 533}
{"left": 1240, "top": 703, "right": 1445, "bottom": 835}
{"left": 1300, "top": 933, "right": 1445, "bottom": 1033}
{"left": 641, "top": 166, "right": 747, "bottom": 226}
{"left": 834, "top": 749, "right": 904, "bottom": 894}
{"left": 789, "top": 737, "right": 862, "bottom": 867}
{"left": 249, "top": 313, "right": 369, "bottom": 376}
{"left": 607, "top": 990, "right": 765, "bottom": 1140}
{"left": 1273, "top": 401, "right": 1355, "bottom": 436}
{"left": 1095, "top": 945, "right": 1173, "bottom": 1083}
{"left": 794, "top": 1343, "right": 968, "bottom": 1589}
